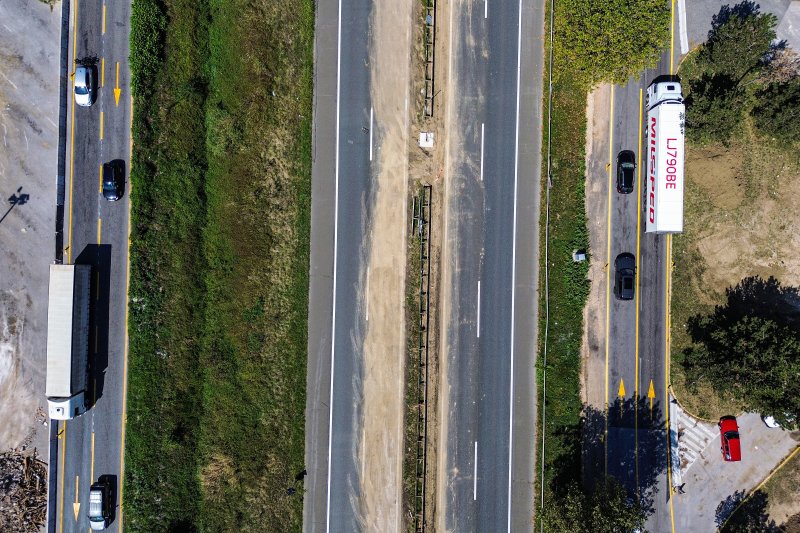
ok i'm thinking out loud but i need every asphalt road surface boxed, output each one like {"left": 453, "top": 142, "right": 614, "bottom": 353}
{"left": 304, "top": 0, "right": 375, "bottom": 530}
{"left": 597, "top": 5, "right": 684, "bottom": 532}
{"left": 52, "top": 0, "right": 131, "bottom": 531}
{"left": 439, "top": 0, "right": 543, "bottom": 530}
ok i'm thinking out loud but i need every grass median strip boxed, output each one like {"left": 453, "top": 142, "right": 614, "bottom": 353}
{"left": 126, "top": 0, "right": 313, "bottom": 529}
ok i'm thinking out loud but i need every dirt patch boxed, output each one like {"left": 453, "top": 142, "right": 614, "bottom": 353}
{"left": 581, "top": 86, "right": 611, "bottom": 413}
{"left": 683, "top": 140, "right": 800, "bottom": 303}
{"left": 686, "top": 145, "right": 745, "bottom": 211}
{"left": 0, "top": 0, "right": 60, "bottom": 457}
{"left": 671, "top": 133, "right": 800, "bottom": 418}
{"left": 357, "top": 0, "right": 414, "bottom": 530}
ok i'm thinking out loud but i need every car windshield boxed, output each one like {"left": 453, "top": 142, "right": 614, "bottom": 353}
{"left": 725, "top": 431, "right": 739, "bottom": 439}
{"left": 622, "top": 162, "right": 634, "bottom": 169}
{"left": 75, "top": 84, "right": 89, "bottom": 95}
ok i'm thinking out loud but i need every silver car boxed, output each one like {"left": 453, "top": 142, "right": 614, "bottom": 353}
{"left": 74, "top": 65, "right": 96, "bottom": 107}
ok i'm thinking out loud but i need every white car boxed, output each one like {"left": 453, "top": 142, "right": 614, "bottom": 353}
{"left": 762, "top": 415, "right": 781, "bottom": 428}
{"left": 74, "top": 65, "right": 96, "bottom": 107}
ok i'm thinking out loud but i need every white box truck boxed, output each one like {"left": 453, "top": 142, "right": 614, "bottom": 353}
{"left": 645, "top": 81, "right": 685, "bottom": 234}
{"left": 46, "top": 264, "right": 91, "bottom": 420}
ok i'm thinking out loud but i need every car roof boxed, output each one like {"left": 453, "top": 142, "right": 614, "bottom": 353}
{"left": 726, "top": 431, "right": 741, "bottom": 460}
{"left": 75, "top": 66, "right": 88, "bottom": 86}
{"left": 618, "top": 150, "right": 635, "bottom": 161}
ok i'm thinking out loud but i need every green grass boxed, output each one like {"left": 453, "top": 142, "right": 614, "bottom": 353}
{"left": 535, "top": 28, "right": 591, "bottom": 525}
{"left": 125, "top": 0, "right": 313, "bottom": 530}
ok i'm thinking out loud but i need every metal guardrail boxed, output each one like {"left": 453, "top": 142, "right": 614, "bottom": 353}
{"left": 411, "top": 185, "right": 432, "bottom": 532}
{"left": 423, "top": 2, "right": 436, "bottom": 117}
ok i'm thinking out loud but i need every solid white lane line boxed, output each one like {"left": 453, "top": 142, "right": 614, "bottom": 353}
{"left": 480, "top": 123, "right": 485, "bottom": 181}
{"left": 477, "top": 281, "right": 481, "bottom": 338}
{"left": 508, "top": 0, "right": 523, "bottom": 529}
{"left": 325, "top": 0, "right": 343, "bottom": 529}
{"left": 365, "top": 272, "right": 369, "bottom": 321}
{"left": 484, "top": 0, "right": 488, "bottom": 19}
{"left": 369, "top": 106, "right": 374, "bottom": 161}
{"left": 678, "top": 0, "right": 689, "bottom": 54}
{"left": 474, "top": 441, "right": 478, "bottom": 500}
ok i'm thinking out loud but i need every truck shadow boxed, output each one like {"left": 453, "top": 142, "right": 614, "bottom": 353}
{"left": 75, "top": 244, "right": 112, "bottom": 407}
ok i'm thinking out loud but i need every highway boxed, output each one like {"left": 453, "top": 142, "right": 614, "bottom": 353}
{"left": 305, "top": 0, "right": 410, "bottom": 530}
{"left": 52, "top": 0, "right": 131, "bottom": 531}
{"left": 438, "top": 0, "right": 543, "bottom": 531}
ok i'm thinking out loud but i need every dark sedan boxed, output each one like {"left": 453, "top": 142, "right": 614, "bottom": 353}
{"left": 615, "top": 252, "right": 635, "bottom": 300}
{"left": 101, "top": 161, "right": 125, "bottom": 202}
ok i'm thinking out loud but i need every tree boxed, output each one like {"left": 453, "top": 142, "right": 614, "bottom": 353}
{"left": 751, "top": 78, "right": 800, "bottom": 142}
{"left": 682, "top": 277, "right": 800, "bottom": 429}
{"left": 542, "top": 478, "right": 647, "bottom": 532}
{"left": 553, "top": 0, "right": 670, "bottom": 87}
{"left": 697, "top": 2, "right": 778, "bottom": 82}
{"left": 684, "top": 73, "right": 746, "bottom": 144}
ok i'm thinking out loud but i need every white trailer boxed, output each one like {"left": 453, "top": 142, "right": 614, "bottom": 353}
{"left": 645, "top": 81, "right": 685, "bottom": 234}
{"left": 46, "top": 264, "right": 91, "bottom": 420}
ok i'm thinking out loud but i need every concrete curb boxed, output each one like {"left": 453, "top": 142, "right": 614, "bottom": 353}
{"left": 48, "top": 0, "right": 73, "bottom": 531}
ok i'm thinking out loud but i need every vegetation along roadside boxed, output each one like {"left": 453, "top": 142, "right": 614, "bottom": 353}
{"left": 536, "top": 0, "right": 669, "bottom": 530}
{"left": 126, "top": 0, "right": 313, "bottom": 530}
{"left": 672, "top": 4, "right": 800, "bottom": 428}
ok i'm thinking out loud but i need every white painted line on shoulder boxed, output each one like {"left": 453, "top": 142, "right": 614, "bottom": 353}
{"left": 325, "top": 0, "right": 344, "bottom": 529}
{"left": 508, "top": 0, "right": 523, "bottom": 529}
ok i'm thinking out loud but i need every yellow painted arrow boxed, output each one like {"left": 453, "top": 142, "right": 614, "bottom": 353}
{"left": 648, "top": 380, "right": 656, "bottom": 412}
{"left": 73, "top": 475, "right": 80, "bottom": 520}
{"left": 618, "top": 379, "right": 626, "bottom": 398}
{"left": 114, "top": 62, "right": 121, "bottom": 106}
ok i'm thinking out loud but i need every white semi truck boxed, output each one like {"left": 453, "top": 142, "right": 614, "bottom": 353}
{"left": 46, "top": 264, "right": 92, "bottom": 420}
{"left": 645, "top": 80, "right": 685, "bottom": 234}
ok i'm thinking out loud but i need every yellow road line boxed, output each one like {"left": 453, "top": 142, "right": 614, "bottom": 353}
{"left": 665, "top": 234, "right": 676, "bottom": 533}
{"left": 99, "top": 111, "right": 104, "bottom": 140}
{"left": 66, "top": 0, "right": 79, "bottom": 264}
{"left": 60, "top": 2, "right": 78, "bottom": 529}
{"left": 665, "top": 3, "right": 678, "bottom": 530}
{"left": 97, "top": 218, "right": 102, "bottom": 244}
{"left": 118, "top": 94, "right": 134, "bottom": 533}
{"left": 101, "top": 57, "right": 104, "bottom": 87}
{"left": 58, "top": 421, "right": 67, "bottom": 533}
{"left": 634, "top": 88, "right": 643, "bottom": 498}
{"left": 95, "top": 270, "right": 100, "bottom": 300}
{"left": 102, "top": 3, "right": 106, "bottom": 35}
{"left": 99, "top": 164, "right": 102, "bottom": 193}
{"left": 670, "top": 0, "right": 676, "bottom": 75}
{"left": 604, "top": 86, "right": 614, "bottom": 476}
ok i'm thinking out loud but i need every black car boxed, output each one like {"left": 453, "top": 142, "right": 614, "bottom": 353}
{"left": 615, "top": 252, "right": 636, "bottom": 300}
{"left": 617, "top": 150, "right": 636, "bottom": 194}
{"left": 102, "top": 161, "right": 124, "bottom": 201}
